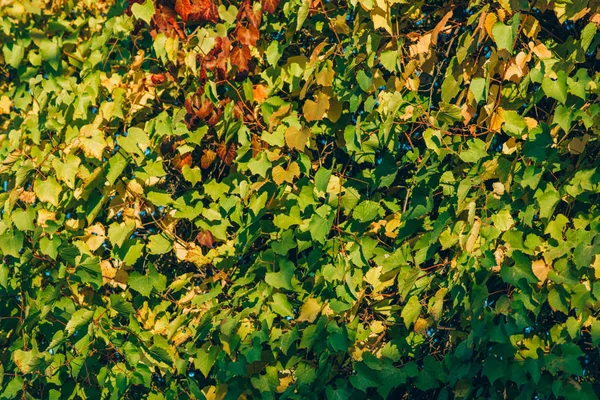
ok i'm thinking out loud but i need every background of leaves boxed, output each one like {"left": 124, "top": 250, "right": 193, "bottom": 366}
{"left": 2, "top": 0, "right": 600, "bottom": 398}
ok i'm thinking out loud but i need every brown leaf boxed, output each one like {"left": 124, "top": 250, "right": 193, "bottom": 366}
{"left": 160, "top": 136, "right": 176, "bottom": 156}
{"left": 201, "top": 149, "right": 216, "bottom": 169}
{"left": 230, "top": 44, "right": 252, "bottom": 72}
{"left": 431, "top": 11, "right": 453, "bottom": 46}
{"left": 216, "top": 143, "right": 237, "bottom": 165}
{"left": 237, "top": 24, "right": 260, "bottom": 47}
{"left": 262, "top": 0, "right": 281, "bottom": 14}
{"left": 251, "top": 134, "right": 268, "bottom": 157}
{"left": 196, "top": 230, "right": 215, "bottom": 248}
{"left": 196, "top": 98, "right": 214, "bottom": 119}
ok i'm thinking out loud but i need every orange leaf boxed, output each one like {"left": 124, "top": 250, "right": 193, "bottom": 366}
{"left": 252, "top": 84, "right": 268, "bottom": 103}
{"left": 201, "top": 149, "right": 216, "bottom": 169}
{"left": 230, "top": 45, "right": 252, "bottom": 72}
{"left": 175, "top": 0, "right": 192, "bottom": 22}
{"left": 237, "top": 24, "right": 260, "bottom": 47}
{"left": 262, "top": 0, "right": 281, "bottom": 14}
{"left": 242, "top": 0, "right": 262, "bottom": 27}
{"left": 173, "top": 152, "right": 193, "bottom": 172}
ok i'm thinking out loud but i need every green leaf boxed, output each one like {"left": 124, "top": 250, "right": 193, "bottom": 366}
{"left": 503, "top": 110, "right": 527, "bottom": 136}
{"left": 39, "top": 236, "right": 61, "bottom": 260}
{"left": 542, "top": 71, "right": 568, "bottom": 104}
{"left": 270, "top": 293, "right": 294, "bottom": 317}
{"left": 65, "top": 309, "right": 94, "bottom": 337}
{"left": 194, "top": 345, "right": 220, "bottom": 378}
{"left": 309, "top": 212, "right": 333, "bottom": 244}
{"left": 353, "top": 200, "right": 381, "bottom": 222}
{"left": 553, "top": 105, "right": 573, "bottom": 133}
{"left": 147, "top": 233, "right": 172, "bottom": 254}
{"left": 401, "top": 296, "right": 421, "bottom": 326}
{"left": 492, "top": 22, "right": 514, "bottom": 52}
{"left": 469, "top": 77, "right": 487, "bottom": 103}
{"left": 131, "top": 0, "right": 155, "bottom": 24}
{"left": 491, "top": 209, "right": 514, "bottom": 231}
{"left": 265, "top": 260, "right": 294, "bottom": 290}
{"left": 34, "top": 176, "right": 62, "bottom": 206}
{"left": 459, "top": 139, "right": 487, "bottom": 163}
{"left": 108, "top": 221, "right": 136, "bottom": 248}
{"left": 182, "top": 166, "right": 201, "bottom": 186}
{"left": 146, "top": 344, "right": 174, "bottom": 366}
{"left": 297, "top": 0, "right": 310, "bottom": 31}
{"left": 129, "top": 264, "right": 166, "bottom": 296}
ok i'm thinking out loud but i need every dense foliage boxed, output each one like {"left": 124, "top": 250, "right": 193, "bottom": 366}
{"left": 2, "top": 0, "right": 600, "bottom": 398}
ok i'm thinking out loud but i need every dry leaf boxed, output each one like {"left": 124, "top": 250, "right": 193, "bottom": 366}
{"left": 303, "top": 92, "right": 330, "bottom": 122}
{"left": 532, "top": 259, "right": 550, "bottom": 282}
{"left": 285, "top": 126, "right": 310, "bottom": 151}
{"left": 272, "top": 161, "right": 300, "bottom": 185}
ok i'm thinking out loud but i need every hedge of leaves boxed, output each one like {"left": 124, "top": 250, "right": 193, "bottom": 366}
{"left": 2, "top": 0, "right": 600, "bottom": 398}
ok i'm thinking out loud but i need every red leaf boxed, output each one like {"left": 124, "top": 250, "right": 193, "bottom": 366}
{"left": 153, "top": 4, "right": 185, "bottom": 39}
{"left": 151, "top": 73, "right": 165, "bottom": 85}
{"left": 230, "top": 44, "right": 251, "bottom": 72}
{"left": 262, "top": 0, "right": 280, "bottom": 14}
{"left": 236, "top": 24, "right": 260, "bottom": 47}
{"left": 189, "top": 0, "right": 219, "bottom": 24}
{"left": 196, "top": 230, "right": 215, "bottom": 248}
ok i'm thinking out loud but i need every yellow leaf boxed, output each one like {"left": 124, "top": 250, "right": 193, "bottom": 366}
{"left": 532, "top": 259, "right": 550, "bottom": 282}
{"left": 371, "top": 6, "right": 392, "bottom": 34}
{"left": 303, "top": 92, "right": 330, "bottom": 122}
{"left": 522, "top": 16, "right": 541, "bottom": 38}
{"left": 0, "top": 95, "right": 12, "bottom": 114}
{"left": 298, "top": 298, "right": 321, "bottom": 322}
{"left": 489, "top": 107, "right": 505, "bottom": 132}
{"left": 285, "top": 126, "right": 310, "bottom": 151}
{"left": 272, "top": 162, "right": 300, "bottom": 185}
{"left": 276, "top": 375, "right": 294, "bottom": 393}
{"left": 593, "top": 255, "right": 600, "bottom": 279}
{"left": 484, "top": 13, "right": 498, "bottom": 38}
